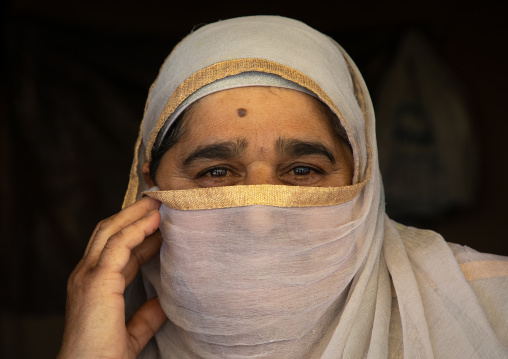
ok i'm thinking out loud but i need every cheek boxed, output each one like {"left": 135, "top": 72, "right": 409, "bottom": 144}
{"left": 327, "top": 171, "right": 353, "bottom": 187}
{"left": 343, "top": 145, "right": 354, "bottom": 181}
{"left": 154, "top": 151, "right": 188, "bottom": 190}
{"left": 156, "top": 170, "right": 198, "bottom": 190}
{"left": 333, "top": 142, "right": 354, "bottom": 186}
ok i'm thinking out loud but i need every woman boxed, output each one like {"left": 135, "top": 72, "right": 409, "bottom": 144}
{"left": 58, "top": 16, "right": 508, "bottom": 358}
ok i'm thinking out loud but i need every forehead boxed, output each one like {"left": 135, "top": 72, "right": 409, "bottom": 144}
{"left": 180, "top": 86, "right": 335, "bottom": 138}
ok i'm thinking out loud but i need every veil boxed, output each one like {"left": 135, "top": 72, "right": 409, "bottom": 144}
{"left": 123, "top": 16, "right": 508, "bottom": 358}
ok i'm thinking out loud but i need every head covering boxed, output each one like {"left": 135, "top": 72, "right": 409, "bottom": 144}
{"left": 122, "top": 15, "right": 369, "bottom": 207}
{"left": 124, "top": 15, "right": 508, "bottom": 359}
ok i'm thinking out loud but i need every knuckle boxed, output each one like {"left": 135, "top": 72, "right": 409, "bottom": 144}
{"left": 67, "top": 267, "right": 86, "bottom": 292}
{"left": 107, "top": 229, "right": 127, "bottom": 248}
{"left": 108, "top": 220, "right": 144, "bottom": 248}
{"left": 97, "top": 216, "right": 114, "bottom": 232}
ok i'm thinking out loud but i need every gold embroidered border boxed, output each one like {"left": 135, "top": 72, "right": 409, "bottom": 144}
{"left": 143, "top": 183, "right": 365, "bottom": 210}
{"left": 459, "top": 260, "right": 508, "bottom": 281}
{"left": 123, "top": 125, "right": 143, "bottom": 209}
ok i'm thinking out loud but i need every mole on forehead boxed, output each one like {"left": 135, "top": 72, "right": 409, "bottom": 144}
{"left": 237, "top": 108, "right": 247, "bottom": 117}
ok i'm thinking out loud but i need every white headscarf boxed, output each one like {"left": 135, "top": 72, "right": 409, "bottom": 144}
{"left": 124, "top": 16, "right": 508, "bottom": 358}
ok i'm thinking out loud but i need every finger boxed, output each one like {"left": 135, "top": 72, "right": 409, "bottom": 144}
{"left": 83, "top": 220, "right": 104, "bottom": 256}
{"left": 126, "top": 297, "right": 166, "bottom": 356}
{"left": 85, "top": 196, "right": 161, "bottom": 258}
{"left": 123, "top": 229, "right": 163, "bottom": 286}
{"left": 96, "top": 210, "right": 160, "bottom": 274}
{"left": 85, "top": 197, "right": 161, "bottom": 261}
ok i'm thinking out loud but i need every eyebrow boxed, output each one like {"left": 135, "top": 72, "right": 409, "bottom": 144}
{"left": 182, "top": 137, "right": 336, "bottom": 166}
{"left": 183, "top": 138, "right": 248, "bottom": 166}
{"left": 276, "top": 138, "right": 336, "bottom": 163}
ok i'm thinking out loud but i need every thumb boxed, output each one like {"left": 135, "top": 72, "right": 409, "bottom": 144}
{"left": 126, "top": 297, "right": 166, "bottom": 355}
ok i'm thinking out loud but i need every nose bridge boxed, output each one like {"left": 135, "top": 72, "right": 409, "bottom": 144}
{"left": 244, "top": 163, "right": 282, "bottom": 185}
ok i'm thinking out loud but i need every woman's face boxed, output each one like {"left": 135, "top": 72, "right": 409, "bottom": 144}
{"left": 154, "top": 86, "right": 354, "bottom": 190}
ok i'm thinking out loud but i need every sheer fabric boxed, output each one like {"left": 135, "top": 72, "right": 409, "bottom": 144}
{"left": 123, "top": 16, "right": 508, "bottom": 358}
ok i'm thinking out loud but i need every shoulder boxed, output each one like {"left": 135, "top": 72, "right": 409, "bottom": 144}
{"left": 448, "top": 242, "right": 508, "bottom": 344}
{"left": 447, "top": 242, "right": 508, "bottom": 282}
{"left": 388, "top": 222, "right": 508, "bottom": 351}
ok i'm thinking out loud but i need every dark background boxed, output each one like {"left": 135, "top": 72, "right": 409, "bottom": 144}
{"left": 1, "top": 1, "right": 507, "bottom": 358}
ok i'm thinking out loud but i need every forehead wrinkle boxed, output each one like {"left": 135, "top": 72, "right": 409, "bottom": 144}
{"left": 182, "top": 137, "right": 248, "bottom": 166}
{"left": 275, "top": 137, "right": 336, "bottom": 163}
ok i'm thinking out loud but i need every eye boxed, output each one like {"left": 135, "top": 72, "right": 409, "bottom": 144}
{"left": 288, "top": 165, "right": 323, "bottom": 176}
{"left": 194, "top": 166, "right": 241, "bottom": 188}
{"left": 291, "top": 166, "right": 313, "bottom": 176}
{"left": 278, "top": 164, "right": 324, "bottom": 186}
{"left": 201, "top": 167, "right": 231, "bottom": 177}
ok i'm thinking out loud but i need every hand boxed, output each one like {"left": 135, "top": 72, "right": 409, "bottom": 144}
{"left": 57, "top": 196, "right": 166, "bottom": 359}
